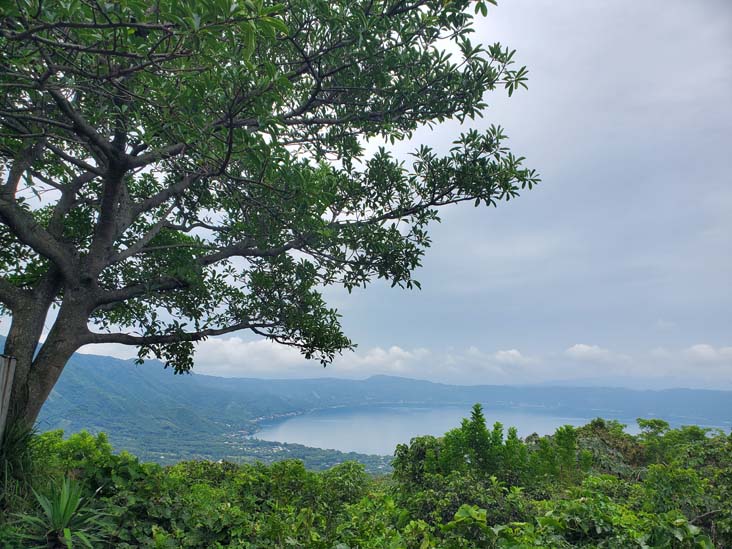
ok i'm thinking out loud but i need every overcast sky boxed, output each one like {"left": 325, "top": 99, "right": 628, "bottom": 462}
{"left": 77, "top": 1, "right": 732, "bottom": 388}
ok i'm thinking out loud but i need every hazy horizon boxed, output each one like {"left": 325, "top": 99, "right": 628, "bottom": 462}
{"left": 51, "top": 342, "right": 732, "bottom": 393}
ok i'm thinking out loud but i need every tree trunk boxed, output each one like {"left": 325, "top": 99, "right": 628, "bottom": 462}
{"left": 3, "top": 305, "right": 49, "bottom": 431}
{"left": 19, "top": 331, "right": 79, "bottom": 426}
{"left": 0, "top": 355, "right": 17, "bottom": 450}
{"left": 2, "top": 286, "right": 84, "bottom": 434}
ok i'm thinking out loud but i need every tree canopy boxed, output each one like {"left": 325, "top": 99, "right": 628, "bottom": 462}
{"left": 0, "top": 0, "right": 538, "bottom": 424}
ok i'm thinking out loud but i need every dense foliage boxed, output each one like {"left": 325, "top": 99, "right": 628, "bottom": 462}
{"left": 2, "top": 405, "right": 730, "bottom": 547}
{"left": 1, "top": 0, "right": 538, "bottom": 429}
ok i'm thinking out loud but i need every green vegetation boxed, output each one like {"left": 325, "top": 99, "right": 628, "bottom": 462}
{"left": 1, "top": 0, "right": 537, "bottom": 432}
{"left": 14, "top": 476, "right": 110, "bottom": 548}
{"left": 2, "top": 405, "right": 730, "bottom": 547}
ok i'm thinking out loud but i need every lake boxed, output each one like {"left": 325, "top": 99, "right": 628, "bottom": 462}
{"left": 254, "top": 405, "right": 615, "bottom": 455}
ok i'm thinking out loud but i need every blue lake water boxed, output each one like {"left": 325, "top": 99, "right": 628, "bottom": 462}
{"left": 254, "top": 405, "right": 622, "bottom": 455}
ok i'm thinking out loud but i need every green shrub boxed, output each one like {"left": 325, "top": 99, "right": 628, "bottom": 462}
{"left": 2, "top": 411, "right": 729, "bottom": 548}
{"left": 11, "top": 476, "right": 111, "bottom": 548}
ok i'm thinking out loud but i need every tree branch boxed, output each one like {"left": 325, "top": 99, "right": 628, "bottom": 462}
{"left": 128, "top": 142, "right": 187, "bottom": 169}
{"left": 132, "top": 171, "right": 203, "bottom": 216}
{"left": 46, "top": 88, "right": 114, "bottom": 159}
{"left": 108, "top": 202, "right": 177, "bottom": 264}
{"left": 0, "top": 188, "right": 75, "bottom": 280}
{"left": 198, "top": 237, "right": 305, "bottom": 266}
{"left": 3, "top": 138, "right": 46, "bottom": 196}
{"left": 0, "top": 278, "right": 25, "bottom": 310}
{"left": 92, "top": 277, "right": 188, "bottom": 308}
{"left": 83, "top": 321, "right": 277, "bottom": 346}
{"left": 84, "top": 165, "right": 129, "bottom": 274}
{"left": 45, "top": 143, "right": 104, "bottom": 175}
{"left": 47, "top": 171, "right": 98, "bottom": 237}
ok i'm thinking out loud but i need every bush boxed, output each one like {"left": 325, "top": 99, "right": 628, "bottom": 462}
{"left": 1, "top": 412, "right": 729, "bottom": 548}
{"left": 11, "top": 476, "right": 111, "bottom": 548}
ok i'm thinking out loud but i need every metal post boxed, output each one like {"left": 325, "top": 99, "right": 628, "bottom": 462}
{"left": 0, "top": 354, "right": 17, "bottom": 450}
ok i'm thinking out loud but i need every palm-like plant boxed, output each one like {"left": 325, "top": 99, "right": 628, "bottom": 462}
{"left": 14, "top": 476, "right": 109, "bottom": 548}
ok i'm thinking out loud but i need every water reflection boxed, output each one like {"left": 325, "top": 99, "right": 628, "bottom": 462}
{"left": 255, "top": 405, "right": 600, "bottom": 455}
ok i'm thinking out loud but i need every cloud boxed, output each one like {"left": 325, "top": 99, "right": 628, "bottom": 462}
{"left": 684, "top": 344, "right": 732, "bottom": 363}
{"left": 192, "top": 338, "right": 307, "bottom": 377}
{"left": 79, "top": 337, "right": 308, "bottom": 377}
{"left": 555, "top": 343, "right": 732, "bottom": 388}
{"left": 77, "top": 342, "right": 138, "bottom": 360}
{"left": 79, "top": 336, "right": 538, "bottom": 384}
{"left": 188, "top": 339, "right": 433, "bottom": 379}
{"left": 629, "top": 344, "right": 732, "bottom": 388}
{"left": 565, "top": 344, "right": 615, "bottom": 363}
{"left": 73, "top": 336, "right": 732, "bottom": 389}
{"left": 494, "top": 349, "right": 533, "bottom": 366}
{"left": 624, "top": 344, "right": 731, "bottom": 386}
{"left": 336, "top": 346, "right": 431, "bottom": 375}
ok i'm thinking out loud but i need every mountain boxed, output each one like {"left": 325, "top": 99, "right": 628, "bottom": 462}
{"left": 41, "top": 359, "right": 732, "bottom": 436}
{"left": 2, "top": 336, "right": 731, "bottom": 466}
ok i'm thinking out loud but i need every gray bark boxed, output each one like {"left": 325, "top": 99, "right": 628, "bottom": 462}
{"left": 0, "top": 354, "right": 17, "bottom": 450}
{"left": 2, "top": 275, "right": 86, "bottom": 433}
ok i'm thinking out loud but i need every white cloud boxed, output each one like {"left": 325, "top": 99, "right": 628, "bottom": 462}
{"left": 76, "top": 337, "right": 431, "bottom": 379}
{"left": 494, "top": 349, "right": 533, "bottom": 366}
{"left": 74, "top": 337, "right": 732, "bottom": 389}
{"left": 630, "top": 344, "right": 732, "bottom": 388}
{"left": 194, "top": 337, "right": 306, "bottom": 377}
{"left": 565, "top": 343, "right": 615, "bottom": 363}
{"left": 189, "top": 339, "right": 433, "bottom": 379}
{"left": 335, "top": 346, "right": 431, "bottom": 375}
{"left": 684, "top": 344, "right": 732, "bottom": 363}
{"left": 77, "top": 342, "right": 138, "bottom": 360}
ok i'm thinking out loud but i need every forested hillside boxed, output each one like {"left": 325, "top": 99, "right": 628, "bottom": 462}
{"left": 28, "top": 339, "right": 732, "bottom": 465}
{"left": 1, "top": 406, "right": 730, "bottom": 547}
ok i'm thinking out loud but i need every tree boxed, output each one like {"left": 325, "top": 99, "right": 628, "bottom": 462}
{"left": 0, "top": 0, "right": 538, "bottom": 430}
{"left": 464, "top": 403, "right": 491, "bottom": 472}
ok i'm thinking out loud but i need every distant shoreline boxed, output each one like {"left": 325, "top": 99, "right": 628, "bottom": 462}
{"left": 247, "top": 401, "right": 732, "bottom": 452}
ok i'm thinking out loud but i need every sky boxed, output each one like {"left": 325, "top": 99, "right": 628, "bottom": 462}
{"left": 69, "top": 1, "right": 732, "bottom": 388}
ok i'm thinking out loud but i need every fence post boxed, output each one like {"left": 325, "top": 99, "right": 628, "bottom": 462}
{"left": 0, "top": 354, "right": 17, "bottom": 451}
